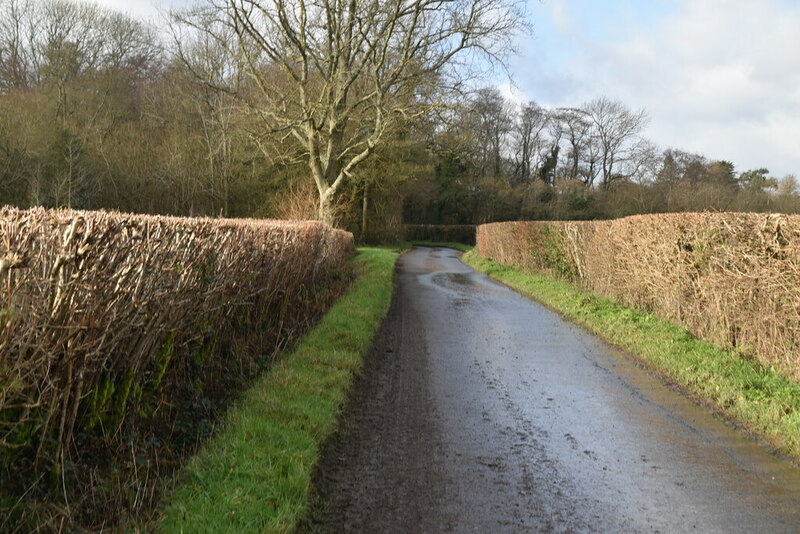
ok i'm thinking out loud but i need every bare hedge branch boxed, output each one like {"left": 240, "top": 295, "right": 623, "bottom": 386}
{"left": 0, "top": 206, "right": 353, "bottom": 529}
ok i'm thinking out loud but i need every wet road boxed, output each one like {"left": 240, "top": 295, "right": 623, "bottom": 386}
{"left": 308, "top": 247, "right": 800, "bottom": 533}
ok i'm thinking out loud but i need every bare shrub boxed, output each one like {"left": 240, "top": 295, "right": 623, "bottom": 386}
{"left": 274, "top": 180, "right": 320, "bottom": 221}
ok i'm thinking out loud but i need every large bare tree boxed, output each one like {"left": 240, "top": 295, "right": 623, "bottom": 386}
{"left": 470, "top": 87, "right": 512, "bottom": 179}
{"left": 172, "top": 0, "right": 525, "bottom": 225}
{"left": 511, "top": 100, "right": 547, "bottom": 183}
{"left": 582, "top": 97, "right": 649, "bottom": 188}
{"left": 552, "top": 107, "right": 591, "bottom": 183}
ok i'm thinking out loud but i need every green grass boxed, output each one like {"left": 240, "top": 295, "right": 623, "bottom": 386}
{"left": 152, "top": 247, "right": 398, "bottom": 533}
{"left": 463, "top": 251, "right": 800, "bottom": 462}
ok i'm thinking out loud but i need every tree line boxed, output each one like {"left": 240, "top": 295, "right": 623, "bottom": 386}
{"left": 0, "top": 0, "right": 797, "bottom": 242}
{"left": 0, "top": 0, "right": 264, "bottom": 217}
{"left": 404, "top": 86, "right": 800, "bottom": 226}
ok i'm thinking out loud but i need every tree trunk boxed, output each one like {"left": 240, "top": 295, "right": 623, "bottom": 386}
{"left": 360, "top": 180, "right": 369, "bottom": 243}
{"left": 319, "top": 189, "right": 338, "bottom": 227}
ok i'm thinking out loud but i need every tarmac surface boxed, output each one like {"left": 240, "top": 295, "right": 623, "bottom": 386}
{"left": 305, "top": 246, "right": 800, "bottom": 533}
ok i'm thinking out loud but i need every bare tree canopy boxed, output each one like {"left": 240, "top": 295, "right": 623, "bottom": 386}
{"left": 511, "top": 101, "right": 547, "bottom": 183}
{"left": 582, "top": 97, "right": 649, "bottom": 188}
{"left": 0, "top": 0, "right": 160, "bottom": 90}
{"left": 172, "top": 0, "right": 526, "bottom": 224}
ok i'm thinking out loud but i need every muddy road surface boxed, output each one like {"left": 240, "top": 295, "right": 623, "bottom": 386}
{"left": 306, "top": 247, "right": 800, "bottom": 533}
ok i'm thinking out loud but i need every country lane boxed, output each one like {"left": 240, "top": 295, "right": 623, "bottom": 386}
{"left": 305, "top": 246, "right": 800, "bottom": 533}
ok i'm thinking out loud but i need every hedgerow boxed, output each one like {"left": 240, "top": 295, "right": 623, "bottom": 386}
{"left": 477, "top": 213, "right": 800, "bottom": 378}
{"left": 0, "top": 207, "right": 353, "bottom": 531}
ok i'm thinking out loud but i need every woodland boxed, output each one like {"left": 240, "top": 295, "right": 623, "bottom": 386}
{"left": 0, "top": 0, "right": 798, "bottom": 242}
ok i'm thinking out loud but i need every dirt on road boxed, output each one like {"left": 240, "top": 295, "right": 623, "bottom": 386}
{"left": 302, "top": 247, "right": 800, "bottom": 533}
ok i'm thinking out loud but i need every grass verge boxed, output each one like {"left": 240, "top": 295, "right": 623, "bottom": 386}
{"left": 151, "top": 247, "right": 398, "bottom": 533}
{"left": 462, "top": 251, "right": 800, "bottom": 462}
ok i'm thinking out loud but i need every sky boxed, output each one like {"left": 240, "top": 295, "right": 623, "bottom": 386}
{"left": 505, "top": 0, "right": 800, "bottom": 178}
{"left": 95, "top": 0, "right": 800, "bottom": 178}
{"left": 92, "top": 0, "right": 191, "bottom": 22}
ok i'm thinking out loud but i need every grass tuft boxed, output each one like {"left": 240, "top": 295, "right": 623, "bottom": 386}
{"left": 151, "top": 247, "right": 398, "bottom": 533}
{"left": 463, "top": 250, "right": 800, "bottom": 462}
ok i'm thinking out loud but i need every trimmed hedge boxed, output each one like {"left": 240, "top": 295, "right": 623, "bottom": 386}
{"left": 403, "top": 224, "right": 476, "bottom": 245}
{"left": 0, "top": 207, "right": 353, "bottom": 531}
{"left": 477, "top": 213, "right": 800, "bottom": 378}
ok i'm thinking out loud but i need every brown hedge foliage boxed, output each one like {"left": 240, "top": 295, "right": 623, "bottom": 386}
{"left": 477, "top": 213, "right": 800, "bottom": 377}
{"left": 0, "top": 207, "right": 353, "bottom": 530}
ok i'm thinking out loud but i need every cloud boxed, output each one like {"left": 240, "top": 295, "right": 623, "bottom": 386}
{"left": 514, "top": 0, "right": 800, "bottom": 176}
{"left": 548, "top": 0, "right": 570, "bottom": 33}
{"left": 496, "top": 81, "right": 526, "bottom": 108}
{"left": 92, "top": 0, "right": 193, "bottom": 21}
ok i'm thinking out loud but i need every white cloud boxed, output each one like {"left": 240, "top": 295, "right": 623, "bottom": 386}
{"left": 496, "top": 81, "right": 526, "bottom": 108}
{"left": 91, "top": 0, "right": 192, "bottom": 21}
{"left": 516, "top": 0, "right": 800, "bottom": 176}
{"left": 548, "top": 0, "right": 570, "bottom": 34}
